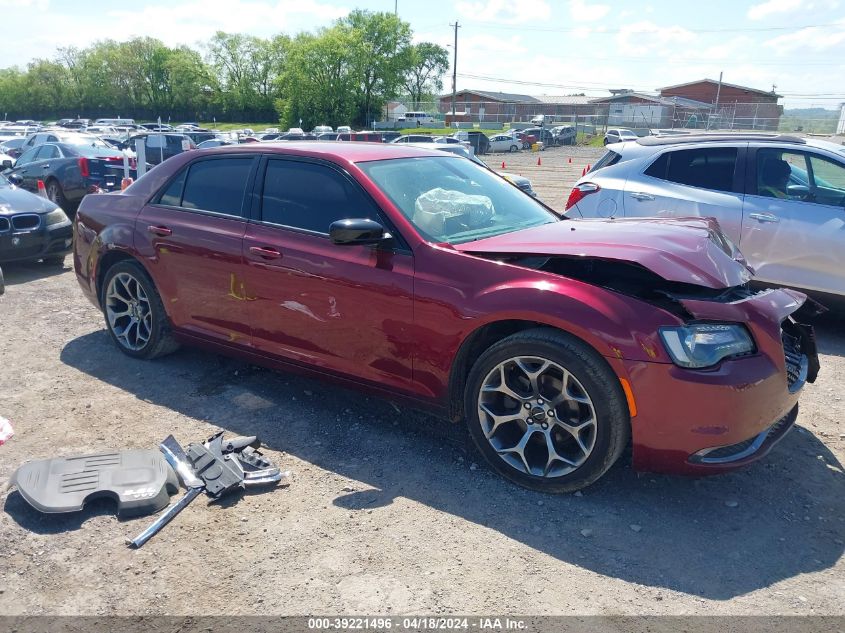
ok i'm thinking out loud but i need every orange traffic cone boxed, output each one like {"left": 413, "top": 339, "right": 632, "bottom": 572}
{"left": 501, "top": 161, "right": 506, "bottom": 169}
{"left": 586, "top": 164, "right": 591, "bottom": 171}
{"left": 581, "top": 167, "right": 586, "bottom": 176}
{"left": 568, "top": 157, "right": 572, "bottom": 164}
{"left": 121, "top": 177, "right": 134, "bottom": 190}
{"left": 37, "top": 180, "right": 48, "bottom": 198}
{"left": 537, "top": 156, "right": 542, "bottom": 166}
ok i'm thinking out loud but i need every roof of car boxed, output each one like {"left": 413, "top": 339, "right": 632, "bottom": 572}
{"left": 196, "top": 140, "right": 446, "bottom": 162}
{"left": 636, "top": 133, "right": 806, "bottom": 146}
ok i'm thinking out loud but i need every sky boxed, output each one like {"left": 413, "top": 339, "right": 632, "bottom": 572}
{"left": 1, "top": 0, "right": 844, "bottom": 108}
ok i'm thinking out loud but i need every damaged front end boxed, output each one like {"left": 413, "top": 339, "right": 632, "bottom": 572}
{"left": 456, "top": 217, "right": 822, "bottom": 474}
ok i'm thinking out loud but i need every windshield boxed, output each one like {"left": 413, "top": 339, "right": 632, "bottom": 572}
{"left": 359, "top": 156, "right": 558, "bottom": 244}
{"left": 61, "top": 135, "right": 109, "bottom": 148}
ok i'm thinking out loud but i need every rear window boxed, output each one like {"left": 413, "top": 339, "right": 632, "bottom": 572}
{"left": 590, "top": 149, "right": 621, "bottom": 172}
{"left": 644, "top": 147, "right": 737, "bottom": 193}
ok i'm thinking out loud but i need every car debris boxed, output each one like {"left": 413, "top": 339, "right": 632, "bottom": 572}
{"left": 129, "top": 432, "right": 289, "bottom": 548}
{"left": 7, "top": 432, "right": 289, "bottom": 547}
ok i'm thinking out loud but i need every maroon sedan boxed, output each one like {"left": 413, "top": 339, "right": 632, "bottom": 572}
{"left": 73, "top": 143, "right": 819, "bottom": 492}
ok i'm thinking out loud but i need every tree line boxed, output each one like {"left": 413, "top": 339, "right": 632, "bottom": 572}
{"left": 0, "top": 10, "right": 450, "bottom": 128}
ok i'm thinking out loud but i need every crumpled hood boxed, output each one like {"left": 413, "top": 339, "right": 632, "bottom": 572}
{"left": 454, "top": 217, "right": 753, "bottom": 289}
{"left": 0, "top": 185, "right": 55, "bottom": 215}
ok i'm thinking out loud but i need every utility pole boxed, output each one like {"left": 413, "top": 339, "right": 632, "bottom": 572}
{"left": 450, "top": 21, "right": 460, "bottom": 122}
{"left": 394, "top": 0, "right": 397, "bottom": 15}
{"left": 710, "top": 71, "right": 723, "bottom": 130}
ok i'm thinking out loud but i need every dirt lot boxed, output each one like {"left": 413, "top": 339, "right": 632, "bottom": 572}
{"left": 0, "top": 145, "right": 843, "bottom": 616}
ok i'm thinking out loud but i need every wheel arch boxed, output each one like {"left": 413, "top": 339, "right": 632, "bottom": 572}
{"left": 447, "top": 319, "right": 627, "bottom": 424}
{"left": 96, "top": 250, "right": 145, "bottom": 305}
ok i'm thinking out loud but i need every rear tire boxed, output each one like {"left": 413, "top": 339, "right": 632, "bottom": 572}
{"left": 509, "top": 145, "right": 518, "bottom": 153}
{"left": 101, "top": 260, "right": 179, "bottom": 360}
{"left": 464, "top": 328, "right": 630, "bottom": 493}
{"left": 45, "top": 179, "right": 68, "bottom": 211}
{"left": 43, "top": 255, "right": 66, "bottom": 267}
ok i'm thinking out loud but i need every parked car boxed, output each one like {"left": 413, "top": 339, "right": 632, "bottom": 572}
{"left": 604, "top": 128, "right": 638, "bottom": 145}
{"left": 379, "top": 131, "right": 402, "bottom": 143}
{"left": 197, "top": 139, "right": 236, "bottom": 149}
{"left": 392, "top": 134, "right": 434, "bottom": 144}
{"left": 0, "top": 172, "right": 72, "bottom": 265}
{"left": 567, "top": 133, "right": 845, "bottom": 298}
{"left": 551, "top": 125, "right": 576, "bottom": 146}
{"left": 317, "top": 132, "right": 338, "bottom": 141}
{"left": 312, "top": 125, "right": 333, "bottom": 135}
{"left": 488, "top": 134, "right": 522, "bottom": 153}
{"left": 337, "top": 125, "right": 352, "bottom": 134}
{"left": 0, "top": 137, "right": 27, "bottom": 159}
{"left": 521, "top": 127, "right": 555, "bottom": 146}
{"left": 73, "top": 142, "right": 819, "bottom": 492}
{"left": 337, "top": 132, "right": 383, "bottom": 142}
{"left": 18, "top": 131, "right": 107, "bottom": 155}
{"left": 464, "top": 131, "right": 491, "bottom": 155}
{"left": 181, "top": 131, "right": 217, "bottom": 145}
{"left": 129, "top": 133, "right": 196, "bottom": 165}
{"left": 5, "top": 142, "right": 139, "bottom": 213}
{"left": 407, "top": 142, "right": 536, "bottom": 196}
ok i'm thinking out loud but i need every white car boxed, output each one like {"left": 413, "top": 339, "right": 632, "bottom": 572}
{"left": 566, "top": 133, "right": 845, "bottom": 298}
{"left": 604, "top": 128, "right": 638, "bottom": 145}
{"left": 488, "top": 134, "right": 522, "bottom": 153}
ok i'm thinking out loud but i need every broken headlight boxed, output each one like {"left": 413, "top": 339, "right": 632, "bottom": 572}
{"left": 659, "top": 324, "right": 754, "bottom": 369}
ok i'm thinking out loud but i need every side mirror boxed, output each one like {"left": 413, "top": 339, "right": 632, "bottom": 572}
{"left": 329, "top": 218, "right": 392, "bottom": 246}
{"left": 1, "top": 159, "right": 11, "bottom": 170}
{"left": 7, "top": 173, "right": 23, "bottom": 186}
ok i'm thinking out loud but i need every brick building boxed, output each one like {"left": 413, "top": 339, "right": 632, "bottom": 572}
{"left": 658, "top": 79, "right": 783, "bottom": 130}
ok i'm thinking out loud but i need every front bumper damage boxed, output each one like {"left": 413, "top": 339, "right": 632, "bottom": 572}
{"left": 619, "top": 287, "right": 821, "bottom": 475}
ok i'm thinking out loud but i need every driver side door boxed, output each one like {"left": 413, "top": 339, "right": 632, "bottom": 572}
{"left": 740, "top": 147, "right": 845, "bottom": 295}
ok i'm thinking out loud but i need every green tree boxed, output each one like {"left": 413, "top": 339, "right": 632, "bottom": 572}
{"left": 403, "top": 42, "right": 449, "bottom": 110}
{"left": 338, "top": 10, "right": 412, "bottom": 126}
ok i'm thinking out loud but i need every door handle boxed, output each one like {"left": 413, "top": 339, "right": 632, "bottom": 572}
{"left": 42, "top": 164, "right": 50, "bottom": 169}
{"left": 249, "top": 246, "right": 283, "bottom": 260}
{"left": 629, "top": 192, "right": 655, "bottom": 201}
{"left": 147, "top": 225, "right": 172, "bottom": 236}
{"left": 748, "top": 212, "right": 779, "bottom": 223}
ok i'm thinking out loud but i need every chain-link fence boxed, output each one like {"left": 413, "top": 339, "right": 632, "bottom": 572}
{"left": 384, "top": 99, "right": 837, "bottom": 135}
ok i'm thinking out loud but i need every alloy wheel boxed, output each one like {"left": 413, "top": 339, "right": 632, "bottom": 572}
{"left": 105, "top": 272, "right": 153, "bottom": 351}
{"left": 477, "top": 356, "right": 597, "bottom": 478}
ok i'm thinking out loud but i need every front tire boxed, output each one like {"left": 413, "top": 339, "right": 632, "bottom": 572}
{"left": 101, "top": 260, "right": 179, "bottom": 359}
{"left": 464, "top": 328, "right": 630, "bottom": 493}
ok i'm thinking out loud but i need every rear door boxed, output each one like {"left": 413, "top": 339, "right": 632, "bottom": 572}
{"left": 242, "top": 156, "right": 415, "bottom": 392}
{"left": 134, "top": 155, "right": 258, "bottom": 345}
{"left": 622, "top": 144, "right": 746, "bottom": 242}
{"left": 740, "top": 146, "right": 845, "bottom": 295}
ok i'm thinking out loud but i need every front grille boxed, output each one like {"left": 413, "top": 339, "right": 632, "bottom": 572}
{"left": 782, "top": 326, "right": 807, "bottom": 391}
{"left": 0, "top": 217, "right": 9, "bottom": 232}
{"left": 11, "top": 214, "right": 40, "bottom": 231}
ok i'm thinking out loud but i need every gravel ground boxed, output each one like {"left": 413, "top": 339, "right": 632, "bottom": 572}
{"left": 0, "top": 146, "right": 843, "bottom": 616}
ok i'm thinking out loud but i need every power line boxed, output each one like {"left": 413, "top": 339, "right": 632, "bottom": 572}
{"left": 462, "top": 19, "right": 845, "bottom": 34}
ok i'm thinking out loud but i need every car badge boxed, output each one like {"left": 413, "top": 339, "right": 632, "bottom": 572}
{"left": 12, "top": 236, "right": 20, "bottom": 246}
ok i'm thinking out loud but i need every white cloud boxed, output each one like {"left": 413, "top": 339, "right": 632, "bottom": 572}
{"left": 747, "top": 0, "right": 802, "bottom": 20}
{"left": 615, "top": 21, "right": 695, "bottom": 56}
{"left": 764, "top": 19, "right": 845, "bottom": 52}
{"left": 455, "top": 0, "right": 551, "bottom": 24}
{"left": 568, "top": 0, "right": 610, "bottom": 21}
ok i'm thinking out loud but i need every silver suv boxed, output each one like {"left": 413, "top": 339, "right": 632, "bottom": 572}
{"left": 566, "top": 134, "right": 845, "bottom": 298}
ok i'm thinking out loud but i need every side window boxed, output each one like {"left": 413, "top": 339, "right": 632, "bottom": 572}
{"left": 35, "top": 145, "right": 58, "bottom": 160}
{"left": 260, "top": 160, "right": 376, "bottom": 233}
{"left": 157, "top": 169, "right": 187, "bottom": 206}
{"left": 180, "top": 158, "right": 253, "bottom": 216}
{"left": 756, "top": 149, "right": 808, "bottom": 200}
{"left": 648, "top": 147, "right": 737, "bottom": 193}
{"left": 807, "top": 154, "right": 845, "bottom": 207}
{"left": 16, "top": 147, "right": 39, "bottom": 165}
